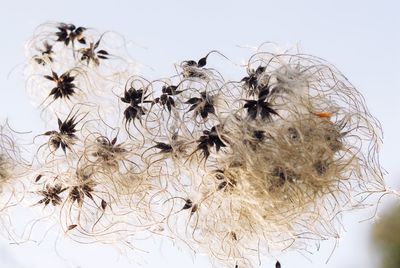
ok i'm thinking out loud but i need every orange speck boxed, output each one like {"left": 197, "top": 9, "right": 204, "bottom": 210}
{"left": 313, "top": 112, "right": 333, "bottom": 118}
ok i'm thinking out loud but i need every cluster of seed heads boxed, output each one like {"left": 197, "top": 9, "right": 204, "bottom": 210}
{"left": 0, "top": 22, "right": 388, "bottom": 268}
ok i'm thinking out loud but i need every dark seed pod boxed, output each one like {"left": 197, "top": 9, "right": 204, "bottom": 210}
{"left": 182, "top": 199, "right": 193, "bottom": 210}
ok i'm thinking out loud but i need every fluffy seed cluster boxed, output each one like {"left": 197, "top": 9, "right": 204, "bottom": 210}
{"left": 0, "top": 123, "right": 28, "bottom": 239}
{"left": 1, "top": 21, "right": 386, "bottom": 267}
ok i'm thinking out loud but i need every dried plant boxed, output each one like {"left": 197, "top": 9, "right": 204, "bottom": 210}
{"left": 0, "top": 21, "right": 389, "bottom": 268}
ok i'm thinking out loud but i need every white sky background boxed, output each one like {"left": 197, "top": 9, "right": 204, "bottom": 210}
{"left": 0, "top": 0, "right": 399, "bottom": 267}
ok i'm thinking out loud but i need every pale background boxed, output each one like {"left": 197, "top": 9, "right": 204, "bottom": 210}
{"left": 0, "top": 0, "right": 399, "bottom": 267}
